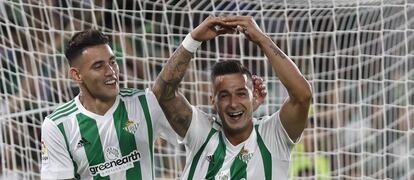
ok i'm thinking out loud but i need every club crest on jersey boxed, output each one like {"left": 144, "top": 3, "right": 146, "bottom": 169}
{"left": 41, "top": 140, "right": 49, "bottom": 164}
{"left": 238, "top": 148, "right": 253, "bottom": 164}
{"left": 123, "top": 119, "right": 139, "bottom": 134}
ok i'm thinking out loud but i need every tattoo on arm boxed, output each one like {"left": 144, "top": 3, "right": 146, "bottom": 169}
{"left": 164, "top": 46, "right": 192, "bottom": 80}
{"left": 166, "top": 47, "right": 192, "bottom": 75}
{"left": 270, "top": 45, "right": 287, "bottom": 59}
{"left": 155, "top": 46, "right": 194, "bottom": 137}
{"left": 158, "top": 46, "right": 192, "bottom": 98}
{"left": 159, "top": 96, "right": 192, "bottom": 137}
{"left": 158, "top": 78, "right": 180, "bottom": 101}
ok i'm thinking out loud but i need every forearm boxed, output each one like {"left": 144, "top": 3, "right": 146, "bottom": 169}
{"left": 259, "top": 36, "right": 311, "bottom": 140}
{"left": 154, "top": 46, "right": 193, "bottom": 101}
{"left": 158, "top": 93, "right": 192, "bottom": 137}
{"left": 153, "top": 45, "right": 194, "bottom": 137}
{"left": 153, "top": 16, "right": 231, "bottom": 137}
{"left": 258, "top": 36, "right": 312, "bottom": 103}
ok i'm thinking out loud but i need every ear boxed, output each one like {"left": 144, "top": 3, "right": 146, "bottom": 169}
{"left": 210, "top": 95, "right": 216, "bottom": 112}
{"left": 69, "top": 67, "right": 82, "bottom": 82}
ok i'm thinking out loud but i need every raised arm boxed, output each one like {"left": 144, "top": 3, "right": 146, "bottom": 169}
{"left": 152, "top": 16, "right": 235, "bottom": 137}
{"left": 224, "top": 16, "right": 312, "bottom": 140}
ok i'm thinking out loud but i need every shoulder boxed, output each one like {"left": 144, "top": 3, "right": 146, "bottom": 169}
{"left": 119, "top": 88, "right": 161, "bottom": 107}
{"left": 254, "top": 111, "right": 280, "bottom": 126}
{"left": 255, "top": 110, "right": 300, "bottom": 145}
{"left": 119, "top": 88, "right": 152, "bottom": 103}
{"left": 42, "top": 117, "right": 55, "bottom": 129}
{"left": 119, "top": 88, "right": 146, "bottom": 98}
{"left": 45, "top": 99, "right": 78, "bottom": 124}
{"left": 41, "top": 117, "right": 64, "bottom": 136}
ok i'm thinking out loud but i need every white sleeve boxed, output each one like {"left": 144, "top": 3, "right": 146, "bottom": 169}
{"left": 182, "top": 106, "right": 213, "bottom": 151}
{"left": 257, "top": 111, "right": 301, "bottom": 161}
{"left": 145, "top": 88, "right": 179, "bottom": 146}
{"left": 41, "top": 118, "right": 74, "bottom": 179}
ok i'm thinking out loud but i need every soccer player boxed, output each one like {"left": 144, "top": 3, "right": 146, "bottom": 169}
{"left": 40, "top": 29, "right": 179, "bottom": 179}
{"left": 40, "top": 29, "right": 267, "bottom": 179}
{"left": 153, "top": 16, "right": 312, "bottom": 179}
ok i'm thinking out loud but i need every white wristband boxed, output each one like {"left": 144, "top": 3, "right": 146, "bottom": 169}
{"left": 182, "top": 33, "right": 202, "bottom": 53}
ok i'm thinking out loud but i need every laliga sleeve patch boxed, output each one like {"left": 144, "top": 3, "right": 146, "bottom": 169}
{"left": 41, "top": 140, "right": 49, "bottom": 164}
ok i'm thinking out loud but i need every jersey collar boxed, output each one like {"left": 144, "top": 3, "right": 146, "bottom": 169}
{"left": 74, "top": 95, "right": 120, "bottom": 120}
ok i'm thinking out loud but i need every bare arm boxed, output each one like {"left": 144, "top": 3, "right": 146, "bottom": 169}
{"left": 152, "top": 16, "right": 235, "bottom": 137}
{"left": 259, "top": 36, "right": 312, "bottom": 141}
{"left": 152, "top": 47, "right": 193, "bottom": 138}
{"left": 224, "top": 16, "right": 312, "bottom": 140}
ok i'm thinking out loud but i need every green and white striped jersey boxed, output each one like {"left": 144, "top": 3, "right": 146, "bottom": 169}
{"left": 41, "top": 88, "right": 177, "bottom": 180}
{"left": 180, "top": 106, "right": 299, "bottom": 180}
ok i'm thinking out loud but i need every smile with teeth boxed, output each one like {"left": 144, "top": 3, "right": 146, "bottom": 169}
{"left": 228, "top": 111, "right": 243, "bottom": 118}
{"left": 105, "top": 79, "right": 116, "bottom": 85}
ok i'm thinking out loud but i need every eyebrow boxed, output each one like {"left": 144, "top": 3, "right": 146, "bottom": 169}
{"left": 217, "top": 90, "right": 229, "bottom": 95}
{"left": 91, "top": 60, "right": 105, "bottom": 67}
{"left": 217, "top": 87, "right": 248, "bottom": 95}
{"left": 236, "top": 87, "right": 248, "bottom": 92}
{"left": 91, "top": 56, "right": 116, "bottom": 66}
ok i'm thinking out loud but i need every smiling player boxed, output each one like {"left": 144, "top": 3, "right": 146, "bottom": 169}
{"left": 153, "top": 16, "right": 312, "bottom": 179}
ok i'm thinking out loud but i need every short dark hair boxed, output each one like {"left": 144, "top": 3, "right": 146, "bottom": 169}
{"left": 64, "top": 29, "right": 109, "bottom": 66}
{"left": 210, "top": 60, "right": 253, "bottom": 87}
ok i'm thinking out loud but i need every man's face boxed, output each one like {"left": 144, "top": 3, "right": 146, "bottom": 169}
{"left": 211, "top": 73, "right": 254, "bottom": 135}
{"left": 73, "top": 44, "right": 119, "bottom": 101}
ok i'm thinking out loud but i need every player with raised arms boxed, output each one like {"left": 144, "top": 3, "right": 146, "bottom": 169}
{"left": 153, "top": 16, "right": 312, "bottom": 180}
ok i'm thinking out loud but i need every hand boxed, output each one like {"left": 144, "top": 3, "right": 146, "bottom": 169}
{"left": 191, "top": 16, "right": 236, "bottom": 41}
{"left": 222, "top": 16, "right": 268, "bottom": 45}
{"left": 252, "top": 75, "right": 267, "bottom": 111}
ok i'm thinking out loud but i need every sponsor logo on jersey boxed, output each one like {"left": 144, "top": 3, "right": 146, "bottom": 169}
{"left": 217, "top": 170, "right": 230, "bottom": 180}
{"left": 77, "top": 137, "right": 90, "bottom": 148}
{"left": 89, "top": 149, "right": 141, "bottom": 177}
{"left": 123, "top": 119, "right": 139, "bottom": 134}
{"left": 41, "top": 140, "right": 49, "bottom": 164}
{"left": 105, "top": 146, "right": 121, "bottom": 160}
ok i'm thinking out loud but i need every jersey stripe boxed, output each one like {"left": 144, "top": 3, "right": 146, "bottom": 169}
{"left": 47, "top": 100, "right": 74, "bottom": 119}
{"left": 255, "top": 125, "right": 272, "bottom": 180}
{"left": 113, "top": 100, "right": 142, "bottom": 180}
{"left": 120, "top": 89, "right": 144, "bottom": 97}
{"left": 187, "top": 128, "right": 217, "bottom": 180}
{"left": 230, "top": 148, "right": 247, "bottom": 180}
{"left": 138, "top": 95, "right": 154, "bottom": 179}
{"left": 50, "top": 105, "right": 77, "bottom": 121}
{"left": 57, "top": 123, "right": 80, "bottom": 179}
{"left": 76, "top": 113, "right": 109, "bottom": 180}
{"left": 205, "top": 132, "right": 226, "bottom": 180}
{"left": 49, "top": 101, "right": 76, "bottom": 121}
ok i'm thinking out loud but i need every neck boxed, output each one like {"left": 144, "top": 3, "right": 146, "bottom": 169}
{"left": 79, "top": 92, "right": 116, "bottom": 116}
{"left": 223, "top": 122, "right": 253, "bottom": 146}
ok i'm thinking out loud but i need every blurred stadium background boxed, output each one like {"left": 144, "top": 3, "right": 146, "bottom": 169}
{"left": 0, "top": 0, "right": 413, "bottom": 179}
